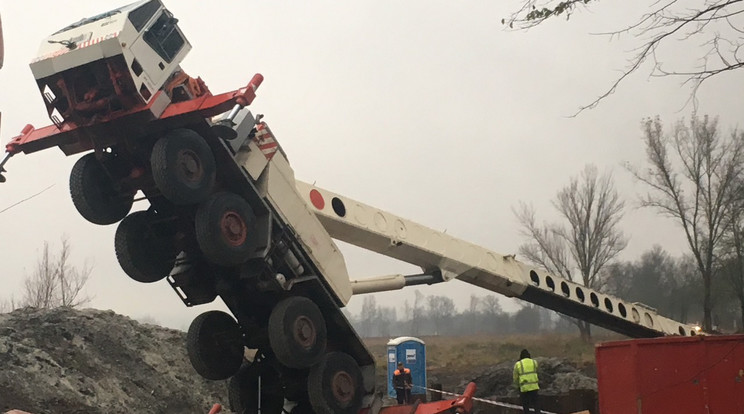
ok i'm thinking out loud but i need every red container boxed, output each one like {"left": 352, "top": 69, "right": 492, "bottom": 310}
{"left": 596, "top": 334, "right": 744, "bottom": 414}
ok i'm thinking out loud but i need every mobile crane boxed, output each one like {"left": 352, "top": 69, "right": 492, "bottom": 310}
{"left": 0, "top": 1, "right": 701, "bottom": 413}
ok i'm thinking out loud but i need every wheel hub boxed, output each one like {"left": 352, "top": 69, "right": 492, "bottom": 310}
{"left": 331, "top": 371, "right": 354, "bottom": 405}
{"left": 293, "top": 316, "right": 316, "bottom": 348}
{"left": 177, "top": 149, "right": 204, "bottom": 183}
{"left": 220, "top": 211, "right": 248, "bottom": 246}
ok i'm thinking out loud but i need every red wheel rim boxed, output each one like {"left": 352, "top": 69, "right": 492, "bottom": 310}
{"left": 293, "top": 315, "right": 317, "bottom": 348}
{"left": 176, "top": 149, "right": 204, "bottom": 183}
{"left": 220, "top": 211, "right": 247, "bottom": 246}
{"left": 331, "top": 371, "right": 354, "bottom": 405}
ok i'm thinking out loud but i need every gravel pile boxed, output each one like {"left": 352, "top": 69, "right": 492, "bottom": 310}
{"left": 0, "top": 307, "right": 227, "bottom": 414}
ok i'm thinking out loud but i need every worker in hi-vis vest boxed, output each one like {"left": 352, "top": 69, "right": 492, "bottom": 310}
{"left": 513, "top": 349, "right": 541, "bottom": 414}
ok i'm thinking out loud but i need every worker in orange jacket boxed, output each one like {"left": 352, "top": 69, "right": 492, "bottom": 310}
{"left": 393, "top": 362, "right": 413, "bottom": 404}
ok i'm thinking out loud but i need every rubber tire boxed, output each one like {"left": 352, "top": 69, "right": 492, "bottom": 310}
{"left": 268, "top": 297, "right": 327, "bottom": 369}
{"left": 284, "top": 373, "right": 310, "bottom": 403}
{"left": 228, "top": 362, "right": 285, "bottom": 414}
{"left": 308, "top": 352, "right": 363, "bottom": 414}
{"left": 70, "top": 153, "right": 133, "bottom": 225}
{"left": 195, "top": 192, "right": 255, "bottom": 266}
{"left": 186, "top": 311, "right": 244, "bottom": 380}
{"left": 150, "top": 128, "right": 216, "bottom": 205}
{"left": 289, "top": 401, "right": 315, "bottom": 414}
{"left": 114, "top": 210, "right": 177, "bottom": 283}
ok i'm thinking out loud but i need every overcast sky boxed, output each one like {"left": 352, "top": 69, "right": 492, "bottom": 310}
{"left": 1, "top": 0, "right": 742, "bottom": 329}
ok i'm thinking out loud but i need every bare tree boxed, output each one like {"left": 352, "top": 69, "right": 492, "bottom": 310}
{"left": 504, "top": 0, "right": 744, "bottom": 112}
{"left": 718, "top": 195, "right": 744, "bottom": 331}
{"left": 602, "top": 246, "right": 699, "bottom": 321}
{"left": 377, "top": 306, "right": 397, "bottom": 337}
{"left": 22, "top": 235, "right": 93, "bottom": 309}
{"left": 402, "top": 300, "right": 412, "bottom": 322}
{"left": 468, "top": 294, "right": 480, "bottom": 315}
{"left": 410, "top": 290, "right": 425, "bottom": 335}
{"left": 0, "top": 296, "right": 17, "bottom": 313}
{"left": 480, "top": 295, "right": 503, "bottom": 318}
{"left": 23, "top": 242, "right": 57, "bottom": 309}
{"left": 427, "top": 295, "right": 456, "bottom": 335}
{"left": 479, "top": 295, "right": 507, "bottom": 334}
{"left": 515, "top": 164, "right": 627, "bottom": 341}
{"left": 359, "top": 296, "right": 379, "bottom": 337}
{"left": 514, "top": 304, "right": 542, "bottom": 334}
{"left": 463, "top": 294, "right": 481, "bottom": 333}
{"left": 630, "top": 115, "right": 744, "bottom": 331}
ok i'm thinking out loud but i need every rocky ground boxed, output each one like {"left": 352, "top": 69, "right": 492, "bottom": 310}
{"left": 463, "top": 358, "right": 597, "bottom": 399}
{"left": 1, "top": 308, "right": 598, "bottom": 413}
{"left": 0, "top": 307, "right": 227, "bottom": 414}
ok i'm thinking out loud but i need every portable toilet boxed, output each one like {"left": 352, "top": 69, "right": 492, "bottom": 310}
{"left": 387, "top": 336, "right": 426, "bottom": 401}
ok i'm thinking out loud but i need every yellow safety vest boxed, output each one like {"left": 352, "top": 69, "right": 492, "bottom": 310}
{"left": 513, "top": 358, "right": 539, "bottom": 392}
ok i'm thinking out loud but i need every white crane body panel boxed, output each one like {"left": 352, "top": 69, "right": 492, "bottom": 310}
{"left": 234, "top": 128, "right": 354, "bottom": 305}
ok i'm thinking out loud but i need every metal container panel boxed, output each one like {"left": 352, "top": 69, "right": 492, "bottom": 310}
{"left": 596, "top": 334, "right": 744, "bottom": 414}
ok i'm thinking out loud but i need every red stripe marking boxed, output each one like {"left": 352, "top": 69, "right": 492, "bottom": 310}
{"left": 258, "top": 143, "right": 277, "bottom": 151}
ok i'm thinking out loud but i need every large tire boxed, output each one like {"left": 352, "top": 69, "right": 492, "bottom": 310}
{"left": 195, "top": 192, "right": 255, "bottom": 266}
{"left": 284, "top": 373, "right": 310, "bottom": 403}
{"left": 70, "top": 153, "right": 133, "bottom": 225}
{"left": 186, "top": 311, "right": 244, "bottom": 380}
{"left": 308, "top": 352, "right": 363, "bottom": 414}
{"left": 268, "top": 297, "right": 327, "bottom": 369}
{"left": 229, "top": 361, "right": 285, "bottom": 414}
{"left": 289, "top": 401, "right": 315, "bottom": 414}
{"left": 114, "top": 210, "right": 177, "bottom": 283}
{"left": 150, "top": 128, "right": 216, "bottom": 205}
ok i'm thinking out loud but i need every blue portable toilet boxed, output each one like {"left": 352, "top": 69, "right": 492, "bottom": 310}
{"left": 387, "top": 336, "right": 426, "bottom": 401}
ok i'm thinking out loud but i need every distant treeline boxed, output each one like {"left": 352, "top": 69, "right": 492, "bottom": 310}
{"left": 345, "top": 246, "right": 742, "bottom": 338}
{"left": 346, "top": 291, "right": 555, "bottom": 338}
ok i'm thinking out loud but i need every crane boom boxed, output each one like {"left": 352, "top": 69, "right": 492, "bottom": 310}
{"left": 295, "top": 181, "right": 700, "bottom": 339}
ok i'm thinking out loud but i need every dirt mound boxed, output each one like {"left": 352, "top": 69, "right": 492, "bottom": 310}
{"left": 465, "top": 357, "right": 597, "bottom": 399}
{"left": 0, "top": 307, "right": 227, "bottom": 414}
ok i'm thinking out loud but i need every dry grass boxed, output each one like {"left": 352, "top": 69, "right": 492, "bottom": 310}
{"left": 363, "top": 333, "right": 616, "bottom": 374}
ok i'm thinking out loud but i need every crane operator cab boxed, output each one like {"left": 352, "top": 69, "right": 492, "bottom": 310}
{"left": 29, "top": 0, "right": 196, "bottom": 130}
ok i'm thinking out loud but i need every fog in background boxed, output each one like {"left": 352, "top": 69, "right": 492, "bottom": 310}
{"left": 1, "top": 0, "right": 741, "bottom": 329}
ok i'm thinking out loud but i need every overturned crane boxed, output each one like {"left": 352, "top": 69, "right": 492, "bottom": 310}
{"left": 0, "top": 1, "right": 701, "bottom": 413}
{"left": 3, "top": 2, "right": 372, "bottom": 413}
